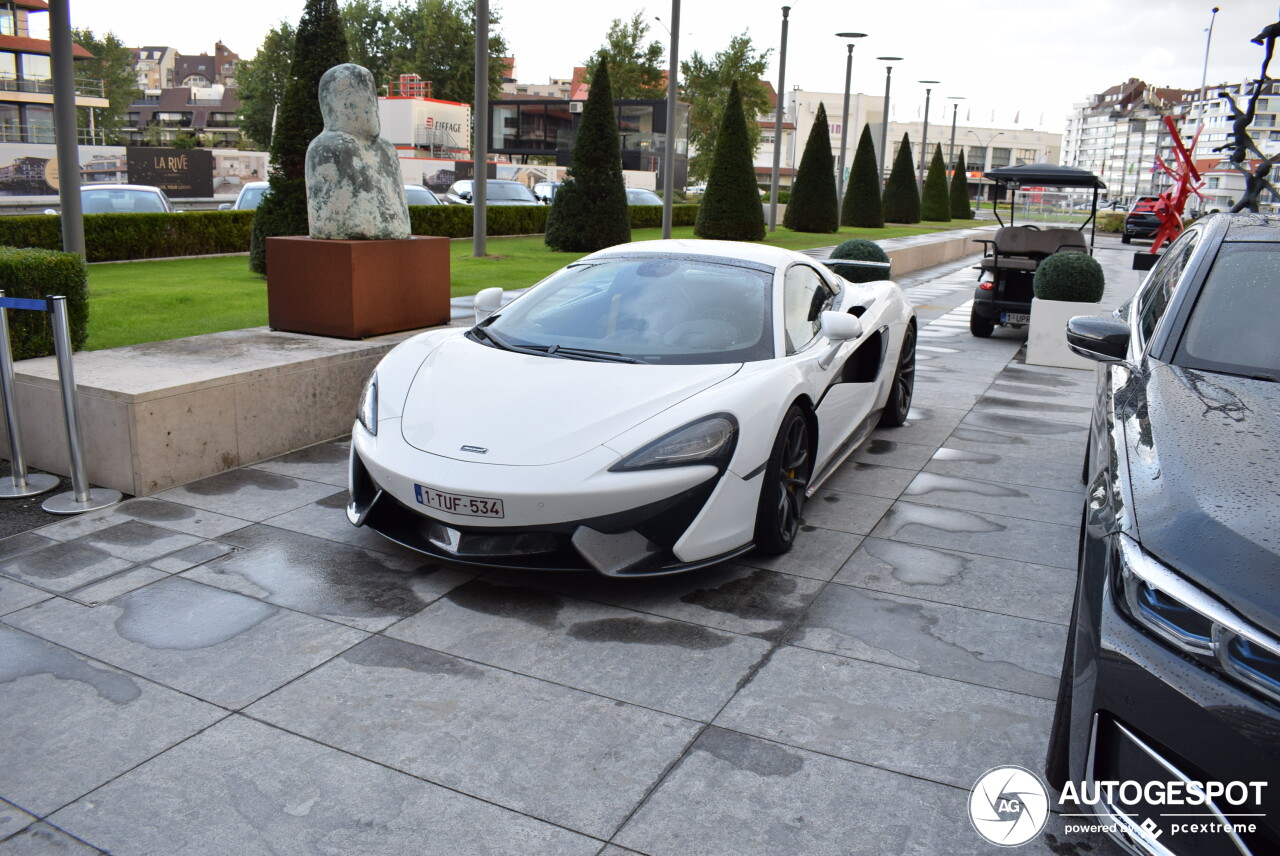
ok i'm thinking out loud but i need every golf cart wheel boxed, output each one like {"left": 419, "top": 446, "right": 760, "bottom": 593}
{"left": 970, "top": 306, "right": 995, "bottom": 338}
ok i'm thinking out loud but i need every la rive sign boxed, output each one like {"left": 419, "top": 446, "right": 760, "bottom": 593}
{"left": 126, "top": 147, "right": 213, "bottom": 198}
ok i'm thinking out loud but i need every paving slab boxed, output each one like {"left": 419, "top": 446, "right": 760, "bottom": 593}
{"left": 0, "top": 577, "right": 51, "bottom": 617}
{"left": 925, "top": 444, "right": 1084, "bottom": 493}
{"left": 800, "top": 488, "right": 895, "bottom": 536}
{"left": 0, "top": 541, "right": 133, "bottom": 594}
{"left": 47, "top": 716, "right": 599, "bottom": 856}
{"left": 870, "top": 500, "right": 1078, "bottom": 569}
{"left": 247, "top": 438, "right": 349, "bottom": 487}
{"left": 31, "top": 498, "right": 251, "bottom": 542}
{"left": 0, "top": 823, "right": 104, "bottom": 854}
{"left": 152, "top": 469, "right": 343, "bottom": 522}
{"left": 245, "top": 635, "right": 700, "bottom": 838}
{"left": 0, "top": 626, "right": 224, "bottom": 816}
{"left": 731, "top": 525, "right": 863, "bottom": 581}
{"left": 899, "top": 471, "right": 1081, "bottom": 526}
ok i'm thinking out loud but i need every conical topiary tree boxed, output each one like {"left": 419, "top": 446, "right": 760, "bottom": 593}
{"left": 694, "top": 81, "right": 765, "bottom": 241}
{"left": 950, "top": 147, "right": 973, "bottom": 220}
{"left": 545, "top": 55, "right": 631, "bottom": 252}
{"left": 921, "top": 144, "right": 951, "bottom": 222}
{"left": 783, "top": 102, "right": 839, "bottom": 233}
{"left": 882, "top": 133, "right": 920, "bottom": 224}
{"left": 249, "top": 0, "right": 349, "bottom": 273}
{"left": 841, "top": 123, "right": 883, "bottom": 228}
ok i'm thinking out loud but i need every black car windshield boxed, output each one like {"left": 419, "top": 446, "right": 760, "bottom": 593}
{"left": 1175, "top": 242, "right": 1280, "bottom": 379}
{"left": 237, "top": 186, "right": 266, "bottom": 209}
{"left": 482, "top": 257, "right": 774, "bottom": 365}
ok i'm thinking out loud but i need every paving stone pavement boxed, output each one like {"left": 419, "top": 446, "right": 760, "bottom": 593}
{"left": 0, "top": 239, "right": 1148, "bottom": 855}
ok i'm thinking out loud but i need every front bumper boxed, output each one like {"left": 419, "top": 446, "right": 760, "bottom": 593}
{"left": 348, "top": 426, "right": 759, "bottom": 575}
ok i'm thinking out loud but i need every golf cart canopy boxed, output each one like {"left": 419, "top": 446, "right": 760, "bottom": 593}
{"left": 982, "top": 163, "right": 1106, "bottom": 245}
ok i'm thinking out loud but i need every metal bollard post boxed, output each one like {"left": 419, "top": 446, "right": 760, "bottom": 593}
{"left": 0, "top": 291, "right": 58, "bottom": 498}
{"left": 41, "top": 295, "right": 122, "bottom": 514}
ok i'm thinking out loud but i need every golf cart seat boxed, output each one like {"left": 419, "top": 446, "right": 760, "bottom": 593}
{"left": 976, "top": 227, "right": 1088, "bottom": 272}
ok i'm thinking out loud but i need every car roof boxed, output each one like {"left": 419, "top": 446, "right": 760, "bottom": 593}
{"left": 82, "top": 184, "right": 166, "bottom": 193}
{"left": 584, "top": 239, "right": 819, "bottom": 269}
{"left": 239, "top": 181, "right": 269, "bottom": 189}
{"left": 1219, "top": 212, "right": 1280, "bottom": 242}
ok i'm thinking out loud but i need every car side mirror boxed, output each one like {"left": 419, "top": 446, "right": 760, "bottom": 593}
{"left": 460, "top": 191, "right": 472, "bottom": 202}
{"left": 42, "top": 208, "right": 56, "bottom": 215}
{"left": 1066, "top": 315, "right": 1129, "bottom": 362}
{"left": 473, "top": 287, "right": 504, "bottom": 324}
{"left": 218, "top": 202, "right": 231, "bottom": 210}
{"left": 817, "top": 311, "right": 863, "bottom": 369}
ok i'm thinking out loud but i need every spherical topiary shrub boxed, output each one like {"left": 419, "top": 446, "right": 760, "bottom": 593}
{"left": 828, "top": 238, "right": 891, "bottom": 283}
{"left": 1033, "top": 252, "right": 1105, "bottom": 302}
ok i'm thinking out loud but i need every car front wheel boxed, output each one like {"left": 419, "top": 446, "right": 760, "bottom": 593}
{"left": 879, "top": 323, "right": 916, "bottom": 427}
{"left": 754, "top": 406, "right": 810, "bottom": 554}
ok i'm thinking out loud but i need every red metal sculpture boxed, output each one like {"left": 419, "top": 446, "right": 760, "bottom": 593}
{"left": 1147, "top": 116, "right": 1205, "bottom": 252}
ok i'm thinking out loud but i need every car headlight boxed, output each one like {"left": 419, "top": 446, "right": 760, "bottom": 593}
{"left": 610, "top": 414, "right": 737, "bottom": 471}
{"left": 1116, "top": 534, "right": 1280, "bottom": 704}
{"left": 357, "top": 372, "right": 377, "bottom": 435}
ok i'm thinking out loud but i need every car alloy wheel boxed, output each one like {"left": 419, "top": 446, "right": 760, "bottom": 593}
{"left": 879, "top": 323, "right": 916, "bottom": 427}
{"left": 755, "top": 406, "right": 810, "bottom": 554}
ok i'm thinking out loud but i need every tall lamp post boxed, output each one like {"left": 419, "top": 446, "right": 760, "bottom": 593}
{"left": 1198, "top": 7, "right": 1220, "bottom": 126}
{"left": 876, "top": 56, "right": 902, "bottom": 182}
{"left": 916, "top": 80, "right": 939, "bottom": 190}
{"left": 834, "top": 32, "right": 867, "bottom": 208}
{"left": 657, "top": 1, "right": 680, "bottom": 240}
{"left": 947, "top": 95, "right": 965, "bottom": 165}
{"left": 966, "top": 129, "right": 1003, "bottom": 210}
{"left": 768, "top": 6, "right": 792, "bottom": 232}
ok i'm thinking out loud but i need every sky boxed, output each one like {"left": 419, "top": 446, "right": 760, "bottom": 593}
{"left": 70, "top": 0, "right": 1279, "bottom": 134}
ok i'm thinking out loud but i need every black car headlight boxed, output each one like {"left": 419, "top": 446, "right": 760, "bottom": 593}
{"left": 357, "top": 372, "right": 378, "bottom": 436}
{"left": 1116, "top": 534, "right": 1280, "bottom": 705}
{"left": 610, "top": 414, "right": 737, "bottom": 472}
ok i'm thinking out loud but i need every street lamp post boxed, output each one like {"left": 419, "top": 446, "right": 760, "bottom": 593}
{"left": 916, "top": 80, "right": 939, "bottom": 191}
{"left": 876, "top": 57, "right": 902, "bottom": 183}
{"left": 947, "top": 96, "right": 965, "bottom": 165}
{"left": 768, "top": 6, "right": 791, "bottom": 231}
{"left": 1198, "top": 7, "right": 1220, "bottom": 126}
{"left": 834, "top": 33, "right": 866, "bottom": 208}
{"left": 659, "top": 0, "right": 680, "bottom": 239}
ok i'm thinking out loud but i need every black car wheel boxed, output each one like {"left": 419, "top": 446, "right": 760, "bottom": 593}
{"left": 970, "top": 306, "right": 995, "bottom": 338}
{"left": 755, "top": 406, "right": 810, "bottom": 554}
{"left": 879, "top": 323, "right": 916, "bottom": 427}
{"left": 1121, "top": 232, "right": 1132, "bottom": 244}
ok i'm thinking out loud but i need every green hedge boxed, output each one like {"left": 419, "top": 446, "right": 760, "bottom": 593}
{"left": 1033, "top": 251, "right": 1105, "bottom": 302}
{"left": 1096, "top": 210, "right": 1123, "bottom": 233}
{"left": 0, "top": 204, "right": 703, "bottom": 262}
{"left": 0, "top": 246, "right": 88, "bottom": 359}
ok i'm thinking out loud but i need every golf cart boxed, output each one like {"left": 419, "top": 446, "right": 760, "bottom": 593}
{"left": 970, "top": 163, "right": 1106, "bottom": 337}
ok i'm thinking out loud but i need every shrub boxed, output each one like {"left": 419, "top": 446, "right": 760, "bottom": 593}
{"left": 783, "top": 102, "right": 839, "bottom": 233}
{"left": 545, "top": 56, "right": 631, "bottom": 252}
{"left": 629, "top": 203, "right": 700, "bottom": 230}
{"left": 882, "top": 133, "right": 920, "bottom": 224}
{"left": 920, "top": 144, "right": 951, "bottom": 222}
{"left": 841, "top": 124, "right": 883, "bottom": 228}
{"left": 695, "top": 80, "right": 766, "bottom": 241}
{"left": 0, "top": 246, "right": 88, "bottom": 359}
{"left": 1033, "top": 251, "right": 1105, "bottom": 302}
{"left": 249, "top": 0, "right": 349, "bottom": 273}
{"left": 1096, "top": 210, "right": 1124, "bottom": 232}
{"left": 950, "top": 148, "right": 973, "bottom": 220}
{"left": 827, "top": 238, "right": 890, "bottom": 283}
{"left": 0, "top": 212, "right": 255, "bottom": 262}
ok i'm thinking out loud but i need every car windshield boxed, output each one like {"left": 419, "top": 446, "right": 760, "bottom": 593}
{"left": 482, "top": 256, "right": 774, "bottom": 365}
{"left": 488, "top": 183, "right": 536, "bottom": 202}
{"left": 237, "top": 186, "right": 267, "bottom": 209}
{"left": 82, "top": 189, "right": 167, "bottom": 214}
{"left": 404, "top": 187, "right": 438, "bottom": 205}
{"left": 627, "top": 189, "right": 662, "bottom": 205}
{"left": 1175, "top": 242, "right": 1280, "bottom": 379}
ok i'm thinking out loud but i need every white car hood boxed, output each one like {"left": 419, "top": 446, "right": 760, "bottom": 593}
{"left": 399, "top": 335, "right": 740, "bottom": 465}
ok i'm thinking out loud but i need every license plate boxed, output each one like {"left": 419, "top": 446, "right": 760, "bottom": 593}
{"left": 1002, "top": 312, "right": 1031, "bottom": 325}
{"left": 414, "top": 484, "right": 504, "bottom": 518}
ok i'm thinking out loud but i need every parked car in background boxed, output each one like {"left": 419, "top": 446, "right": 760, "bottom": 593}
{"left": 46, "top": 184, "right": 176, "bottom": 215}
{"left": 1047, "top": 212, "right": 1280, "bottom": 856}
{"left": 443, "top": 180, "right": 540, "bottom": 206}
{"left": 1122, "top": 196, "right": 1161, "bottom": 243}
{"left": 348, "top": 239, "right": 918, "bottom": 576}
{"left": 219, "top": 181, "right": 269, "bottom": 211}
{"left": 532, "top": 181, "right": 560, "bottom": 203}
{"left": 404, "top": 185, "right": 441, "bottom": 206}
{"left": 684, "top": 184, "right": 708, "bottom": 197}
{"left": 626, "top": 188, "right": 663, "bottom": 206}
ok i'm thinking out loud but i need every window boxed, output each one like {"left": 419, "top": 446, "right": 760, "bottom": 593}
{"left": 783, "top": 264, "right": 834, "bottom": 354}
{"left": 1176, "top": 243, "right": 1280, "bottom": 377}
{"left": 0, "top": 51, "right": 14, "bottom": 81}
{"left": 19, "top": 53, "right": 49, "bottom": 81}
{"left": 24, "top": 103, "right": 52, "bottom": 143}
{"left": 1137, "top": 228, "right": 1198, "bottom": 345}
{"left": 0, "top": 103, "right": 18, "bottom": 142}
{"left": 0, "top": 7, "right": 12, "bottom": 37}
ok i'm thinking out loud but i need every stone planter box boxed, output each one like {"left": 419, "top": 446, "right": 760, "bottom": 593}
{"left": 1026, "top": 297, "right": 1099, "bottom": 370}
{"left": 267, "top": 235, "right": 450, "bottom": 339}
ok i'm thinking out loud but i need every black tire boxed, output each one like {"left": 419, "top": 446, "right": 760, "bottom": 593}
{"left": 1121, "top": 232, "right": 1131, "bottom": 244}
{"left": 754, "top": 406, "right": 810, "bottom": 555}
{"left": 970, "top": 306, "right": 995, "bottom": 338}
{"left": 879, "top": 323, "right": 916, "bottom": 427}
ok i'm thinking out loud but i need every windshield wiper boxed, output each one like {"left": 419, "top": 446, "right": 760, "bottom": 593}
{"left": 470, "top": 324, "right": 548, "bottom": 357}
{"left": 524, "top": 344, "right": 648, "bottom": 364}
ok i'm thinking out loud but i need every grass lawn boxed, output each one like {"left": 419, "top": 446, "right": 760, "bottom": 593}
{"left": 84, "top": 219, "right": 985, "bottom": 350}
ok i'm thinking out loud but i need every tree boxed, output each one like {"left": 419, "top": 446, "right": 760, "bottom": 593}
{"left": 71, "top": 30, "right": 139, "bottom": 145}
{"left": 544, "top": 57, "right": 630, "bottom": 252}
{"left": 783, "top": 102, "right": 839, "bottom": 233}
{"left": 235, "top": 21, "right": 296, "bottom": 150}
{"left": 841, "top": 123, "right": 882, "bottom": 228}
{"left": 921, "top": 144, "right": 951, "bottom": 222}
{"left": 950, "top": 147, "right": 973, "bottom": 220}
{"left": 249, "top": 0, "right": 349, "bottom": 274}
{"left": 385, "top": 0, "right": 508, "bottom": 103}
{"left": 584, "top": 12, "right": 665, "bottom": 99}
{"left": 681, "top": 33, "right": 772, "bottom": 182}
{"left": 882, "top": 133, "right": 920, "bottom": 224}
{"left": 694, "top": 81, "right": 764, "bottom": 241}
{"left": 341, "top": 0, "right": 396, "bottom": 89}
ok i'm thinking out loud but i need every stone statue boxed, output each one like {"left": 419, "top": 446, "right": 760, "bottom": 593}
{"left": 305, "top": 63, "right": 411, "bottom": 240}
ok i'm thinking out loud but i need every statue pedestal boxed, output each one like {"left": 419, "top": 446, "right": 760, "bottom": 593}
{"left": 266, "top": 236, "right": 451, "bottom": 339}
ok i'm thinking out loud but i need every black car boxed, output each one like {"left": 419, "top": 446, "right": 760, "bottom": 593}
{"left": 1122, "top": 196, "right": 1161, "bottom": 244}
{"left": 1047, "top": 212, "right": 1280, "bottom": 855}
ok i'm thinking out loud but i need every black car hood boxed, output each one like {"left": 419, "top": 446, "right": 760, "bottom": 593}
{"left": 1125, "top": 363, "right": 1280, "bottom": 628}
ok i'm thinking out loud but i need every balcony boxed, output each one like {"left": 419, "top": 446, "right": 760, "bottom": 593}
{"left": 0, "top": 74, "right": 106, "bottom": 98}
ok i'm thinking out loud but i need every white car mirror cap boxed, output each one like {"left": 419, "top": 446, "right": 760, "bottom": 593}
{"left": 218, "top": 203, "right": 231, "bottom": 210}
{"left": 820, "top": 310, "right": 862, "bottom": 342}
{"left": 42, "top": 208, "right": 56, "bottom": 215}
{"left": 473, "top": 287, "right": 504, "bottom": 323}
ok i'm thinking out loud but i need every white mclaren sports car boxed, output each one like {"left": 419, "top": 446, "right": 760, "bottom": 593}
{"left": 348, "top": 239, "right": 916, "bottom": 576}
